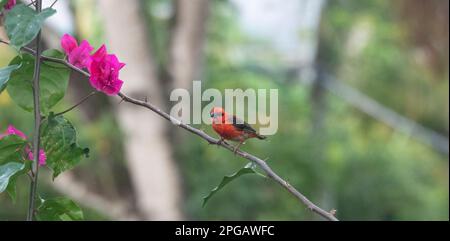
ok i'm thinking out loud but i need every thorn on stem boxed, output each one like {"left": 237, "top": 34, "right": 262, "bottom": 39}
{"left": 118, "top": 97, "right": 125, "bottom": 105}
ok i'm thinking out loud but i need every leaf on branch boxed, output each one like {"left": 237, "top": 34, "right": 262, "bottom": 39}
{"left": 0, "top": 135, "right": 29, "bottom": 201}
{"left": 6, "top": 50, "right": 70, "bottom": 114}
{"left": 202, "top": 162, "right": 265, "bottom": 207}
{"left": 36, "top": 197, "right": 84, "bottom": 221}
{"left": 5, "top": 4, "right": 56, "bottom": 49}
{"left": 0, "top": 64, "right": 20, "bottom": 94}
{"left": 41, "top": 114, "right": 89, "bottom": 179}
{"left": 0, "top": 162, "right": 25, "bottom": 193}
{"left": 5, "top": 160, "right": 31, "bottom": 202}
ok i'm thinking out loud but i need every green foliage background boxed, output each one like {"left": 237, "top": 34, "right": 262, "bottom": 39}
{"left": 0, "top": 0, "right": 448, "bottom": 220}
{"left": 176, "top": 0, "right": 448, "bottom": 220}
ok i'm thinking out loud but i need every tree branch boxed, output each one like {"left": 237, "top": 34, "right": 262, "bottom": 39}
{"left": 0, "top": 40, "right": 338, "bottom": 221}
{"left": 27, "top": 0, "right": 43, "bottom": 221}
{"left": 49, "top": 0, "right": 58, "bottom": 8}
{"left": 53, "top": 91, "right": 98, "bottom": 117}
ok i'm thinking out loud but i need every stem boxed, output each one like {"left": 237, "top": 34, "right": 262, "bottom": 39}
{"left": 42, "top": 55, "right": 90, "bottom": 77}
{"left": 50, "top": 0, "right": 58, "bottom": 8}
{"left": 53, "top": 91, "right": 98, "bottom": 117}
{"left": 27, "top": 0, "right": 42, "bottom": 222}
{"left": 0, "top": 39, "right": 37, "bottom": 55}
{"left": 27, "top": 0, "right": 37, "bottom": 7}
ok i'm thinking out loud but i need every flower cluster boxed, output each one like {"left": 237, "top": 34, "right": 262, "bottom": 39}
{"left": 60, "top": 34, "right": 125, "bottom": 95}
{"left": 88, "top": 45, "right": 125, "bottom": 95}
{"left": 0, "top": 125, "right": 46, "bottom": 166}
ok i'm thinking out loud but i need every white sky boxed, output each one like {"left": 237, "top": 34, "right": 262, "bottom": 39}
{"left": 231, "top": 0, "right": 325, "bottom": 63}
{"left": 23, "top": 0, "right": 74, "bottom": 34}
{"left": 32, "top": 0, "right": 325, "bottom": 64}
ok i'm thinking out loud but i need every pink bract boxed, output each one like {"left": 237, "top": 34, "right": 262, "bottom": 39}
{"left": 88, "top": 45, "right": 125, "bottom": 95}
{"left": 1, "top": 125, "right": 46, "bottom": 166}
{"left": 61, "top": 34, "right": 94, "bottom": 69}
{"left": 0, "top": 125, "right": 27, "bottom": 139}
{"left": 4, "top": 0, "right": 16, "bottom": 10}
{"left": 27, "top": 148, "right": 47, "bottom": 166}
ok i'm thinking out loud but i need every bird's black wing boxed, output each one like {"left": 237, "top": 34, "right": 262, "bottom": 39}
{"left": 229, "top": 115, "right": 257, "bottom": 134}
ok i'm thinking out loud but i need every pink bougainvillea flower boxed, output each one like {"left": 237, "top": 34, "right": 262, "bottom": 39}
{"left": 61, "top": 34, "right": 77, "bottom": 53}
{"left": 1, "top": 125, "right": 46, "bottom": 166}
{"left": 3, "top": 0, "right": 16, "bottom": 10}
{"left": 89, "top": 44, "right": 107, "bottom": 62}
{"left": 27, "top": 148, "right": 47, "bottom": 166}
{"left": 60, "top": 34, "right": 94, "bottom": 69}
{"left": 88, "top": 45, "right": 125, "bottom": 95}
{"left": 0, "top": 125, "right": 27, "bottom": 139}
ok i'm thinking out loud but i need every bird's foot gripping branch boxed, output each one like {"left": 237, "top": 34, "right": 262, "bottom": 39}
{"left": 0, "top": 1, "right": 338, "bottom": 221}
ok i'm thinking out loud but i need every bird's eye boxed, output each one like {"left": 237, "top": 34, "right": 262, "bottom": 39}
{"left": 210, "top": 112, "right": 215, "bottom": 118}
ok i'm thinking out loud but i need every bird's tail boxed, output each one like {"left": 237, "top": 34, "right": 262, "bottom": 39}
{"left": 256, "top": 133, "right": 267, "bottom": 140}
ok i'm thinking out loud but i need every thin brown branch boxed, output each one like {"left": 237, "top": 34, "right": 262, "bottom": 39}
{"left": 27, "top": 0, "right": 37, "bottom": 8}
{"left": 41, "top": 55, "right": 89, "bottom": 77}
{"left": 49, "top": 0, "right": 58, "bottom": 8}
{"left": 0, "top": 39, "right": 35, "bottom": 53}
{"left": 53, "top": 91, "right": 98, "bottom": 117}
{"left": 27, "top": 0, "right": 43, "bottom": 222}
{"left": 0, "top": 39, "right": 338, "bottom": 221}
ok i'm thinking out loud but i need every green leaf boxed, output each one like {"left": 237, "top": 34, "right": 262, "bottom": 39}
{"left": 36, "top": 197, "right": 84, "bottom": 221}
{"left": 7, "top": 50, "right": 70, "bottom": 114}
{"left": 202, "top": 162, "right": 263, "bottom": 207}
{"left": 5, "top": 161, "right": 31, "bottom": 202}
{"left": 0, "top": 135, "right": 27, "bottom": 165}
{"left": 41, "top": 114, "right": 89, "bottom": 179}
{"left": 0, "top": 162, "right": 25, "bottom": 193}
{"left": 5, "top": 4, "right": 56, "bottom": 49}
{"left": 5, "top": 178, "right": 17, "bottom": 202}
{"left": 0, "top": 64, "right": 21, "bottom": 93}
{"left": 0, "top": 135, "right": 28, "bottom": 201}
{"left": 0, "top": 0, "right": 7, "bottom": 9}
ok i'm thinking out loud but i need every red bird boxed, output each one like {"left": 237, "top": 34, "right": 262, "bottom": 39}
{"left": 210, "top": 107, "right": 266, "bottom": 153}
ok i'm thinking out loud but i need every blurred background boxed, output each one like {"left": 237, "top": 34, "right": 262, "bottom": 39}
{"left": 0, "top": 0, "right": 448, "bottom": 220}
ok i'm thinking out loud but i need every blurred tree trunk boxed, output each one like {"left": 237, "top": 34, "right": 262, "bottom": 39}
{"left": 303, "top": 0, "right": 335, "bottom": 219}
{"left": 396, "top": 0, "right": 449, "bottom": 135}
{"left": 98, "top": 0, "right": 182, "bottom": 220}
{"left": 396, "top": 0, "right": 449, "bottom": 77}
{"left": 165, "top": 0, "right": 209, "bottom": 147}
{"left": 168, "top": 0, "right": 209, "bottom": 91}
